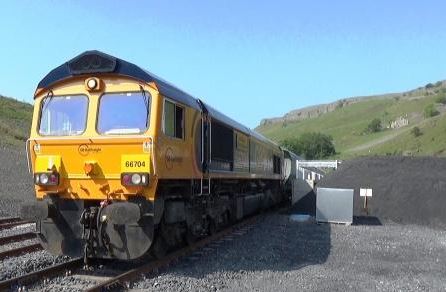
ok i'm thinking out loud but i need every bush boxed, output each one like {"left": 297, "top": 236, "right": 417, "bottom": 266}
{"left": 424, "top": 104, "right": 439, "bottom": 118}
{"left": 435, "top": 94, "right": 446, "bottom": 104}
{"left": 411, "top": 126, "right": 422, "bottom": 137}
{"left": 281, "top": 132, "right": 336, "bottom": 160}
{"left": 365, "top": 118, "right": 382, "bottom": 133}
{"left": 425, "top": 83, "right": 435, "bottom": 89}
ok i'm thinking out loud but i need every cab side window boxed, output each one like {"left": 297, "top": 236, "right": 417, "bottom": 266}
{"left": 164, "top": 99, "right": 184, "bottom": 139}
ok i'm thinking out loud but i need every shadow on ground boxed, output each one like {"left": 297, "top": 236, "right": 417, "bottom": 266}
{"left": 164, "top": 195, "right": 331, "bottom": 278}
{"left": 353, "top": 216, "right": 382, "bottom": 226}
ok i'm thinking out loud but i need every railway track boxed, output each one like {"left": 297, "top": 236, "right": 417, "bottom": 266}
{"left": 0, "top": 217, "right": 33, "bottom": 231}
{"left": 0, "top": 258, "right": 84, "bottom": 291}
{"left": 0, "top": 213, "right": 261, "bottom": 291}
{"left": 0, "top": 232, "right": 36, "bottom": 245}
{"left": 0, "top": 243, "right": 42, "bottom": 261}
{"left": 0, "top": 218, "right": 40, "bottom": 261}
{"left": 0, "top": 218, "right": 22, "bottom": 225}
{"left": 87, "top": 215, "right": 259, "bottom": 292}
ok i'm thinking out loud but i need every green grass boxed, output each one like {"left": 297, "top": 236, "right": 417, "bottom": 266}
{"left": 353, "top": 115, "right": 446, "bottom": 158}
{"left": 256, "top": 89, "right": 446, "bottom": 160}
{"left": 0, "top": 95, "right": 33, "bottom": 147}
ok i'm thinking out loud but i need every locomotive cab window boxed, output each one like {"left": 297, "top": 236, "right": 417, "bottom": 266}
{"left": 163, "top": 99, "right": 184, "bottom": 139}
{"left": 39, "top": 94, "right": 88, "bottom": 136}
{"left": 97, "top": 91, "right": 150, "bottom": 135}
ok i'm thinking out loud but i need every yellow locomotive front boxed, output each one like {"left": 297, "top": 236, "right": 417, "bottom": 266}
{"left": 21, "top": 51, "right": 202, "bottom": 260}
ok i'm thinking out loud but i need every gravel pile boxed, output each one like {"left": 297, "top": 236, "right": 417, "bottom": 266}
{"left": 318, "top": 156, "right": 446, "bottom": 229}
{"left": 131, "top": 213, "right": 446, "bottom": 292}
{"left": 0, "top": 146, "right": 34, "bottom": 217}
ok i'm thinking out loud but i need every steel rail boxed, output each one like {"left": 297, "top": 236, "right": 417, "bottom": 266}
{"left": 0, "top": 258, "right": 84, "bottom": 291}
{"left": 0, "top": 232, "right": 36, "bottom": 245}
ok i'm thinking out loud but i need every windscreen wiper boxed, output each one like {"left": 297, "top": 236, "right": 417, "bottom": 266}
{"left": 139, "top": 86, "right": 150, "bottom": 127}
{"left": 41, "top": 90, "right": 54, "bottom": 112}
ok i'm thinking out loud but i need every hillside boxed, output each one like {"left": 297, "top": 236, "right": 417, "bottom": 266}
{"left": 0, "top": 95, "right": 33, "bottom": 147}
{"left": 256, "top": 80, "right": 446, "bottom": 159}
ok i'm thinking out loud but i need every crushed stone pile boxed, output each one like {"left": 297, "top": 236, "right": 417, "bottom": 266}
{"left": 0, "top": 147, "right": 34, "bottom": 217}
{"left": 318, "top": 156, "right": 446, "bottom": 229}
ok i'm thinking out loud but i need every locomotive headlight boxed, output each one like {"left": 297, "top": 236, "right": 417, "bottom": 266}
{"left": 40, "top": 173, "right": 49, "bottom": 184}
{"left": 131, "top": 173, "right": 141, "bottom": 185}
{"left": 34, "top": 172, "right": 59, "bottom": 186}
{"left": 121, "top": 173, "right": 149, "bottom": 186}
{"left": 84, "top": 77, "right": 101, "bottom": 91}
{"left": 87, "top": 78, "right": 97, "bottom": 89}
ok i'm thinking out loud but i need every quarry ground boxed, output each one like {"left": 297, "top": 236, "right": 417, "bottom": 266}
{"left": 128, "top": 214, "right": 446, "bottom": 292}
{"left": 0, "top": 147, "right": 445, "bottom": 291}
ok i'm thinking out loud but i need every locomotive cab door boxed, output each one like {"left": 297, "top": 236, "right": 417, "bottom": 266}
{"left": 198, "top": 100, "right": 211, "bottom": 194}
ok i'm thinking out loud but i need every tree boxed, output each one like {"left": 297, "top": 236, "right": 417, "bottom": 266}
{"left": 424, "top": 104, "right": 439, "bottom": 118}
{"left": 410, "top": 126, "right": 422, "bottom": 137}
{"left": 365, "top": 118, "right": 382, "bottom": 133}
{"left": 281, "top": 132, "right": 336, "bottom": 159}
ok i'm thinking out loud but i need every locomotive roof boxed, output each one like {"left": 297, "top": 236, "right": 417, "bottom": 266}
{"left": 36, "top": 50, "right": 201, "bottom": 110}
{"left": 200, "top": 101, "right": 250, "bottom": 135}
{"left": 36, "top": 50, "right": 279, "bottom": 149}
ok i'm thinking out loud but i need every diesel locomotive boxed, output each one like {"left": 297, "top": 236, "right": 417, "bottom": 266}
{"left": 21, "top": 51, "right": 296, "bottom": 261}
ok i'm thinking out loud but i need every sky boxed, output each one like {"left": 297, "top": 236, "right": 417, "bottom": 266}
{"left": 1, "top": 1, "right": 446, "bottom": 128}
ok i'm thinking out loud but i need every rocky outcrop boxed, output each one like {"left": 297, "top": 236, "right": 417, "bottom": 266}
{"left": 259, "top": 80, "right": 446, "bottom": 127}
{"left": 260, "top": 97, "right": 371, "bottom": 126}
